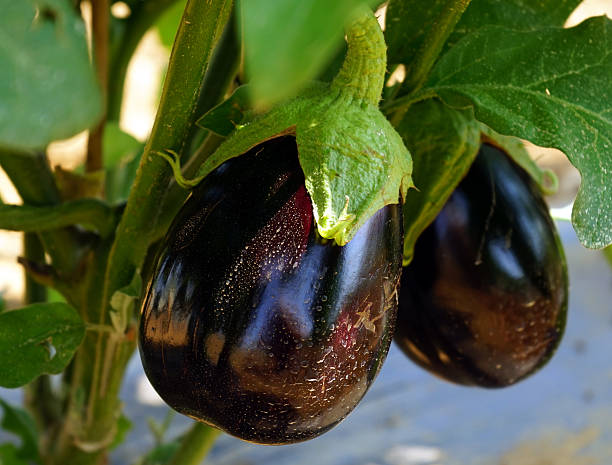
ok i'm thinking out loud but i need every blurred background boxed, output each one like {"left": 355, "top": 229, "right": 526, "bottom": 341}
{"left": 1, "top": 1, "right": 612, "bottom": 464}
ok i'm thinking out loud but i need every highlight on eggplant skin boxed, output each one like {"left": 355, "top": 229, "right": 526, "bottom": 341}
{"left": 138, "top": 136, "right": 403, "bottom": 444}
{"left": 394, "top": 143, "right": 568, "bottom": 388}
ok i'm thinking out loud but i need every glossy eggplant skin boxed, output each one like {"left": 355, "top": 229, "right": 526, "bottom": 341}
{"left": 395, "top": 143, "right": 568, "bottom": 388}
{"left": 139, "top": 136, "right": 402, "bottom": 444}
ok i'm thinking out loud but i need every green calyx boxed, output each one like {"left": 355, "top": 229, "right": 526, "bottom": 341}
{"left": 187, "top": 7, "right": 413, "bottom": 246}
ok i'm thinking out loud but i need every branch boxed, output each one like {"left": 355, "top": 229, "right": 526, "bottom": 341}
{"left": 103, "top": 0, "right": 234, "bottom": 307}
{"left": 0, "top": 199, "right": 116, "bottom": 237}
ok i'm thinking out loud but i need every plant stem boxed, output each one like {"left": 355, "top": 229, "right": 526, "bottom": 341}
{"left": 0, "top": 199, "right": 116, "bottom": 237}
{"left": 103, "top": 0, "right": 233, "bottom": 306}
{"left": 49, "top": 3, "right": 233, "bottom": 464}
{"left": 87, "top": 0, "right": 110, "bottom": 172}
{"left": 167, "top": 423, "right": 221, "bottom": 465}
{"left": 23, "top": 233, "right": 48, "bottom": 304}
{"left": 331, "top": 6, "right": 386, "bottom": 105}
{"left": 401, "top": 0, "right": 471, "bottom": 96}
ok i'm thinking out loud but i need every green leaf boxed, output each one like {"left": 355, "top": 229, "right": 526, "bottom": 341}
{"left": 0, "top": 399, "right": 40, "bottom": 463}
{"left": 103, "top": 122, "right": 143, "bottom": 204}
{"left": 103, "top": 122, "right": 142, "bottom": 168}
{"left": 156, "top": 0, "right": 187, "bottom": 49}
{"left": 385, "top": 0, "right": 581, "bottom": 66}
{"left": 109, "top": 414, "right": 132, "bottom": 450}
{"left": 241, "top": 0, "right": 370, "bottom": 106}
{"left": 0, "top": 0, "right": 103, "bottom": 151}
{"left": 397, "top": 99, "right": 480, "bottom": 265}
{"left": 480, "top": 124, "right": 559, "bottom": 195}
{"left": 196, "top": 85, "right": 252, "bottom": 136}
{"left": 0, "top": 303, "right": 85, "bottom": 388}
{"left": 425, "top": 17, "right": 612, "bottom": 249}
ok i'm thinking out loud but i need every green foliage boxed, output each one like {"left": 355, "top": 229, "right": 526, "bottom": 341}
{"left": 0, "top": 399, "right": 40, "bottom": 464}
{"left": 103, "top": 122, "right": 144, "bottom": 204}
{"left": 156, "top": 0, "right": 188, "bottom": 49}
{"left": 0, "top": 0, "right": 611, "bottom": 463}
{"left": 385, "top": 0, "right": 581, "bottom": 67}
{"left": 0, "top": 0, "right": 102, "bottom": 151}
{"left": 0, "top": 303, "right": 84, "bottom": 388}
{"left": 424, "top": 16, "right": 612, "bottom": 248}
{"left": 241, "top": 0, "right": 373, "bottom": 106}
{"left": 397, "top": 99, "right": 480, "bottom": 264}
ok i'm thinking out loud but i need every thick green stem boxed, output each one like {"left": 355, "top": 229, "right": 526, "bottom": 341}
{"left": 103, "top": 0, "right": 233, "bottom": 306}
{"left": 331, "top": 6, "right": 386, "bottom": 105}
{"left": 50, "top": 3, "right": 233, "bottom": 464}
{"left": 400, "top": 0, "right": 472, "bottom": 96}
{"left": 0, "top": 199, "right": 116, "bottom": 237}
{"left": 167, "top": 423, "right": 221, "bottom": 465}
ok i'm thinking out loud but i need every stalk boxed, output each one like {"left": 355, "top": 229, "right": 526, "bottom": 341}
{"left": 50, "top": 2, "right": 234, "bottom": 463}
{"left": 331, "top": 5, "right": 386, "bottom": 105}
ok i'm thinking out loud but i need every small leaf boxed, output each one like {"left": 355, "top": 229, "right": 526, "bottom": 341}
{"left": 0, "top": 399, "right": 40, "bottom": 463}
{"left": 426, "top": 17, "right": 612, "bottom": 249}
{"left": 103, "top": 122, "right": 143, "bottom": 204}
{"left": 480, "top": 124, "right": 559, "bottom": 195}
{"left": 109, "top": 414, "right": 132, "bottom": 450}
{"left": 196, "top": 85, "right": 252, "bottom": 136}
{"left": 103, "top": 122, "right": 141, "bottom": 168}
{"left": 385, "top": 0, "right": 582, "bottom": 66}
{"left": 0, "top": 303, "right": 85, "bottom": 388}
{"left": 0, "top": 0, "right": 103, "bottom": 151}
{"left": 241, "top": 0, "right": 371, "bottom": 106}
{"left": 156, "top": 0, "right": 187, "bottom": 49}
{"left": 397, "top": 99, "right": 480, "bottom": 265}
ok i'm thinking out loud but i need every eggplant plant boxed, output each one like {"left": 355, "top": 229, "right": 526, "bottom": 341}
{"left": 0, "top": 0, "right": 610, "bottom": 464}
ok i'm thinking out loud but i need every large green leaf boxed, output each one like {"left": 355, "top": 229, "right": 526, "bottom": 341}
{"left": 385, "top": 0, "right": 581, "bottom": 66}
{"left": 0, "top": 0, "right": 103, "bottom": 151}
{"left": 425, "top": 17, "right": 612, "bottom": 249}
{"left": 397, "top": 99, "right": 480, "bottom": 265}
{"left": 0, "top": 303, "right": 85, "bottom": 388}
{"left": 0, "top": 399, "right": 39, "bottom": 463}
{"left": 241, "top": 0, "right": 371, "bottom": 106}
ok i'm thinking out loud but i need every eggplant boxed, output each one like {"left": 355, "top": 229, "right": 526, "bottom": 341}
{"left": 394, "top": 143, "right": 568, "bottom": 388}
{"left": 139, "top": 136, "right": 402, "bottom": 444}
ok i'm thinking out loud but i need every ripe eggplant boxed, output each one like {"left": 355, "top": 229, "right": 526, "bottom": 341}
{"left": 139, "top": 136, "right": 402, "bottom": 444}
{"left": 394, "top": 143, "right": 568, "bottom": 388}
